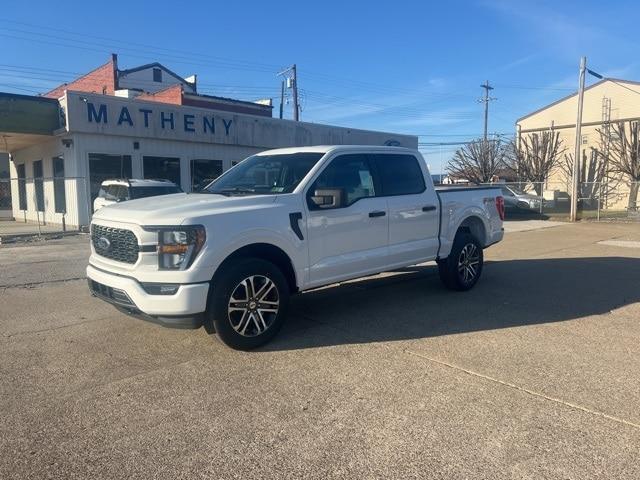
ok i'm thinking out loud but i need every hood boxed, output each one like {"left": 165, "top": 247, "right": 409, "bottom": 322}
{"left": 517, "top": 193, "right": 543, "bottom": 201}
{"left": 92, "top": 193, "right": 278, "bottom": 225}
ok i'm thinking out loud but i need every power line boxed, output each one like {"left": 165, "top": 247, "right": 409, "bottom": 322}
{"left": 606, "top": 78, "right": 640, "bottom": 97}
{"left": 0, "top": 19, "right": 281, "bottom": 72}
{"left": 0, "top": 19, "right": 470, "bottom": 101}
{"left": 417, "top": 132, "right": 513, "bottom": 137}
{"left": 0, "top": 83, "right": 41, "bottom": 93}
{"left": 493, "top": 84, "right": 574, "bottom": 92}
{"left": 0, "top": 31, "right": 277, "bottom": 75}
{"left": 0, "top": 66, "right": 475, "bottom": 122}
{"left": 302, "top": 89, "right": 476, "bottom": 118}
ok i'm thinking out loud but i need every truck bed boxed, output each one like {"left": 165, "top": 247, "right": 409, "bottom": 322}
{"left": 435, "top": 185, "right": 504, "bottom": 257}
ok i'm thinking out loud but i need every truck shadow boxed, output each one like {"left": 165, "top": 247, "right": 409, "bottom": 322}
{"left": 264, "top": 256, "right": 640, "bottom": 351}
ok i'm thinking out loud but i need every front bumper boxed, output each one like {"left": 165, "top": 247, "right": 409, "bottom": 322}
{"left": 87, "top": 264, "right": 209, "bottom": 329}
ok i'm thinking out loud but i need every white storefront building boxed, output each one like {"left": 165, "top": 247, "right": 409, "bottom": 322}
{"left": 4, "top": 90, "right": 416, "bottom": 229}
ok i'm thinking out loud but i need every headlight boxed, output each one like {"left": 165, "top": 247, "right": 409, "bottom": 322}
{"left": 150, "top": 226, "right": 206, "bottom": 270}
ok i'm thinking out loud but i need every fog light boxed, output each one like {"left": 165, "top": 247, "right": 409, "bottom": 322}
{"left": 141, "top": 283, "right": 180, "bottom": 295}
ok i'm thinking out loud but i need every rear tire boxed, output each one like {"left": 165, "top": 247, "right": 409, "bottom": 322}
{"left": 205, "top": 258, "right": 290, "bottom": 350}
{"left": 438, "top": 232, "right": 483, "bottom": 291}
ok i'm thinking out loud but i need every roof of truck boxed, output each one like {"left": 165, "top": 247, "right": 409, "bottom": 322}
{"left": 255, "top": 145, "right": 419, "bottom": 156}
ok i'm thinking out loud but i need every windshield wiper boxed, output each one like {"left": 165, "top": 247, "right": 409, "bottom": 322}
{"left": 214, "top": 187, "right": 257, "bottom": 196}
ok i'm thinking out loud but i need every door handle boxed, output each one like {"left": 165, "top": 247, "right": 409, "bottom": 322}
{"left": 369, "top": 210, "right": 386, "bottom": 218}
{"left": 422, "top": 205, "right": 437, "bottom": 212}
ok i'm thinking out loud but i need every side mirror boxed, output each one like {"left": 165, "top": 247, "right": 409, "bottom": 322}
{"left": 310, "top": 188, "right": 344, "bottom": 209}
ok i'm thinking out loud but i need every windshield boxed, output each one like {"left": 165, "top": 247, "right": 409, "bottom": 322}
{"left": 131, "top": 186, "right": 182, "bottom": 199}
{"left": 206, "top": 152, "right": 324, "bottom": 195}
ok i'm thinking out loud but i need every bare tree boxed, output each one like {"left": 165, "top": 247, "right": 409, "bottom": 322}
{"left": 597, "top": 120, "right": 640, "bottom": 210}
{"left": 510, "top": 131, "right": 566, "bottom": 195}
{"left": 559, "top": 148, "right": 610, "bottom": 199}
{"left": 447, "top": 139, "right": 508, "bottom": 184}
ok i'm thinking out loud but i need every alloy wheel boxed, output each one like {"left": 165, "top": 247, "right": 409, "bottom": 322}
{"left": 457, "top": 243, "right": 480, "bottom": 284}
{"left": 227, "top": 275, "right": 280, "bottom": 337}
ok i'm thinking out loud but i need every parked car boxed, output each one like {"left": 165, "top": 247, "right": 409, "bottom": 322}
{"left": 93, "top": 179, "right": 182, "bottom": 212}
{"left": 87, "top": 146, "right": 504, "bottom": 350}
{"left": 499, "top": 185, "right": 545, "bottom": 211}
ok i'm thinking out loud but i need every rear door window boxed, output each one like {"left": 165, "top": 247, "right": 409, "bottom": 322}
{"left": 371, "top": 154, "right": 426, "bottom": 196}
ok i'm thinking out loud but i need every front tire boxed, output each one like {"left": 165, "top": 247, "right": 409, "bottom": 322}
{"left": 438, "top": 232, "right": 483, "bottom": 291}
{"left": 205, "top": 258, "right": 290, "bottom": 350}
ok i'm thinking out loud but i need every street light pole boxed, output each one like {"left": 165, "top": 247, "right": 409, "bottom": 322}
{"left": 570, "top": 57, "right": 587, "bottom": 222}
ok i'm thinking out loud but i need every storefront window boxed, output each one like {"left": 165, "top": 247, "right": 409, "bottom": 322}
{"left": 88, "top": 153, "right": 132, "bottom": 202}
{"left": 143, "top": 156, "right": 181, "bottom": 186}
{"left": 17, "top": 164, "right": 27, "bottom": 210}
{"left": 53, "top": 156, "right": 66, "bottom": 213}
{"left": 33, "top": 160, "right": 44, "bottom": 212}
{"left": 1, "top": 155, "right": 12, "bottom": 211}
{"left": 191, "top": 159, "right": 223, "bottom": 191}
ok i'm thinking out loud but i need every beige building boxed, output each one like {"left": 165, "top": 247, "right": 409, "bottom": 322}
{"left": 516, "top": 78, "right": 640, "bottom": 211}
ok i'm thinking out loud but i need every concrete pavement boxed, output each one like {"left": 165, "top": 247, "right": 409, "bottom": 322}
{"left": 1, "top": 222, "right": 640, "bottom": 479}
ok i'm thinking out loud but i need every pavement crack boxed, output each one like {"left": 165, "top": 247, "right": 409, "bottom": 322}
{"left": 2, "top": 317, "right": 105, "bottom": 338}
{"left": 0, "top": 276, "right": 86, "bottom": 290}
{"left": 405, "top": 349, "right": 640, "bottom": 431}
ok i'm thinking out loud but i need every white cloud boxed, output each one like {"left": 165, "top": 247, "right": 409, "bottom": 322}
{"left": 496, "top": 53, "right": 538, "bottom": 72}
{"left": 480, "top": 0, "right": 614, "bottom": 60}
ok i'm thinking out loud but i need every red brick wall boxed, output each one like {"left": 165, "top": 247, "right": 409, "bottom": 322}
{"left": 43, "top": 57, "right": 117, "bottom": 99}
{"left": 135, "top": 87, "right": 273, "bottom": 117}
{"left": 136, "top": 84, "right": 183, "bottom": 105}
{"left": 182, "top": 96, "right": 272, "bottom": 117}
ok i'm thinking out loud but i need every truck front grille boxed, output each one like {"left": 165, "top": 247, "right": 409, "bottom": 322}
{"left": 91, "top": 224, "right": 139, "bottom": 264}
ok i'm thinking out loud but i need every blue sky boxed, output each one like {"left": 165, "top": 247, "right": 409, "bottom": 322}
{"left": 1, "top": 0, "right": 639, "bottom": 172}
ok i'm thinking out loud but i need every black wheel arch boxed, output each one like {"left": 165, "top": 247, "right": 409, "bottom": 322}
{"left": 456, "top": 216, "right": 487, "bottom": 246}
{"left": 212, "top": 243, "right": 298, "bottom": 294}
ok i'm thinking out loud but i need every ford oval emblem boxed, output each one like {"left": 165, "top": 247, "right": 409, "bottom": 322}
{"left": 96, "top": 236, "right": 111, "bottom": 251}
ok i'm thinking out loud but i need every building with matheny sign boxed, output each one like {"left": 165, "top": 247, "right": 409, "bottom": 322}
{"left": 0, "top": 54, "right": 416, "bottom": 228}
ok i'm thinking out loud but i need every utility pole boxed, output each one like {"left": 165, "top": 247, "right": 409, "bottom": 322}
{"left": 279, "top": 80, "right": 285, "bottom": 119}
{"left": 291, "top": 64, "right": 299, "bottom": 121}
{"left": 479, "top": 81, "right": 494, "bottom": 141}
{"left": 277, "top": 64, "right": 300, "bottom": 121}
{"left": 570, "top": 57, "right": 587, "bottom": 222}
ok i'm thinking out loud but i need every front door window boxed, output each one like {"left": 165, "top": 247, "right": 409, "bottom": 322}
{"left": 306, "top": 154, "right": 389, "bottom": 284}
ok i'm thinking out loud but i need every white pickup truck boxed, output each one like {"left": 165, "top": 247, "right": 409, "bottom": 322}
{"left": 87, "top": 146, "right": 505, "bottom": 349}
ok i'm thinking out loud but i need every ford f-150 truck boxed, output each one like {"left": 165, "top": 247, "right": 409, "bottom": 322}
{"left": 87, "top": 146, "right": 505, "bottom": 350}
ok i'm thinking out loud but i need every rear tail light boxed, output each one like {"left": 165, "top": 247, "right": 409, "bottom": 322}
{"left": 495, "top": 196, "right": 505, "bottom": 221}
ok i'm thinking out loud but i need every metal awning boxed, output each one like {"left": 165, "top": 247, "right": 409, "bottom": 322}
{"left": 0, "top": 92, "right": 61, "bottom": 152}
{"left": 0, "top": 132, "right": 56, "bottom": 151}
